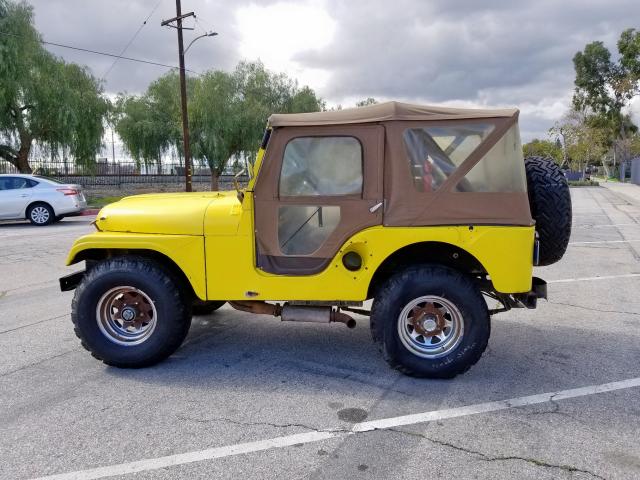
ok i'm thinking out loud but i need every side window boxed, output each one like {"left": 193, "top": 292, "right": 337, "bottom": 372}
{"left": 0, "top": 177, "right": 29, "bottom": 190}
{"left": 403, "top": 124, "right": 494, "bottom": 192}
{"left": 278, "top": 205, "right": 340, "bottom": 255}
{"left": 457, "top": 124, "right": 526, "bottom": 192}
{"left": 26, "top": 179, "right": 38, "bottom": 188}
{"left": 279, "top": 136, "right": 363, "bottom": 196}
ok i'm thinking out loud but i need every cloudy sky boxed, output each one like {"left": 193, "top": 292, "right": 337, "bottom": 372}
{"left": 29, "top": 0, "right": 639, "bottom": 142}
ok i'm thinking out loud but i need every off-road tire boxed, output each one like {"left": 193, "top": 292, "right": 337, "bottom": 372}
{"left": 525, "top": 156, "right": 572, "bottom": 266}
{"left": 192, "top": 301, "right": 226, "bottom": 316}
{"left": 27, "top": 202, "right": 55, "bottom": 226}
{"left": 71, "top": 257, "right": 192, "bottom": 368}
{"left": 370, "top": 265, "right": 490, "bottom": 378}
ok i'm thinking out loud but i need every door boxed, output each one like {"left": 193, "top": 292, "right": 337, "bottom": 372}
{"left": 253, "top": 125, "right": 384, "bottom": 275}
{"left": 0, "top": 177, "right": 34, "bottom": 218}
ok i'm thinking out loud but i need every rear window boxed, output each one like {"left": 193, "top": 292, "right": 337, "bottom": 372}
{"left": 403, "top": 123, "right": 494, "bottom": 192}
{"left": 456, "top": 124, "right": 526, "bottom": 192}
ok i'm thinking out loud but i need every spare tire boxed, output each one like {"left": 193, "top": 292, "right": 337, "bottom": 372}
{"left": 524, "top": 156, "right": 572, "bottom": 266}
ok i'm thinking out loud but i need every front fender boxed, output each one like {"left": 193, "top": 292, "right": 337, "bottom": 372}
{"left": 66, "top": 232, "right": 207, "bottom": 300}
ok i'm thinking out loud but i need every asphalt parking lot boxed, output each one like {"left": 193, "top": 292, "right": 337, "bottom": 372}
{"left": 1, "top": 185, "right": 639, "bottom": 480}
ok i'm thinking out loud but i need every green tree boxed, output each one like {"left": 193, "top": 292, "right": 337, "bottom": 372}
{"left": 0, "top": 0, "right": 108, "bottom": 172}
{"left": 190, "top": 70, "right": 238, "bottom": 190}
{"left": 115, "top": 72, "right": 193, "bottom": 172}
{"left": 572, "top": 29, "right": 640, "bottom": 170}
{"left": 522, "top": 139, "right": 563, "bottom": 163}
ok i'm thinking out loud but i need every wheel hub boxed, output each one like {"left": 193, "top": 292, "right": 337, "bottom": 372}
{"left": 121, "top": 306, "right": 137, "bottom": 322}
{"left": 410, "top": 303, "right": 446, "bottom": 336}
{"left": 397, "top": 296, "right": 464, "bottom": 359}
{"left": 96, "top": 286, "right": 157, "bottom": 346}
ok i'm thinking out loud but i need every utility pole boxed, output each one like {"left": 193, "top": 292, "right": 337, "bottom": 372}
{"left": 161, "top": 1, "right": 195, "bottom": 192}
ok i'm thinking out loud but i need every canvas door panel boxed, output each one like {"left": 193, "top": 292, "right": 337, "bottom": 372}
{"left": 254, "top": 125, "right": 384, "bottom": 275}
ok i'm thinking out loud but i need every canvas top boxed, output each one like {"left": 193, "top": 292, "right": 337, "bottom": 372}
{"left": 268, "top": 101, "right": 519, "bottom": 127}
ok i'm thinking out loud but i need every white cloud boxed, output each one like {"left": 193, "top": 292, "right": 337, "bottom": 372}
{"left": 235, "top": 1, "right": 335, "bottom": 89}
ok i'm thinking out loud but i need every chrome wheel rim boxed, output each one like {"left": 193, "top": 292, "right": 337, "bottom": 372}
{"left": 31, "top": 206, "right": 50, "bottom": 224}
{"left": 397, "top": 295, "right": 464, "bottom": 359}
{"left": 96, "top": 286, "right": 157, "bottom": 346}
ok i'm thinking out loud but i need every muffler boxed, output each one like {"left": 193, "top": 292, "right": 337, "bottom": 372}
{"left": 229, "top": 301, "right": 356, "bottom": 328}
{"left": 281, "top": 305, "right": 356, "bottom": 328}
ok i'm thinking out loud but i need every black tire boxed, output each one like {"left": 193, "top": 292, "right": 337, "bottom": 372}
{"left": 370, "top": 265, "right": 490, "bottom": 379}
{"left": 72, "top": 257, "right": 192, "bottom": 368}
{"left": 525, "top": 156, "right": 572, "bottom": 266}
{"left": 27, "top": 202, "right": 55, "bottom": 226}
{"left": 192, "top": 301, "right": 226, "bottom": 316}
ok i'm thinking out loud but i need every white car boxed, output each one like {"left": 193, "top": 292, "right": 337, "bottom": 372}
{"left": 0, "top": 174, "right": 87, "bottom": 226}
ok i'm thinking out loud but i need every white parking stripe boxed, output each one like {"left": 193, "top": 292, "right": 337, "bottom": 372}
{"left": 31, "top": 377, "right": 640, "bottom": 480}
{"left": 569, "top": 239, "right": 640, "bottom": 245}
{"left": 574, "top": 223, "right": 639, "bottom": 228}
{"left": 547, "top": 273, "right": 640, "bottom": 283}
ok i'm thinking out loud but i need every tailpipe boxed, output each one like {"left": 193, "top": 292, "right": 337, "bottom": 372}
{"left": 229, "top": 301, "right": 355, "bottom": 328}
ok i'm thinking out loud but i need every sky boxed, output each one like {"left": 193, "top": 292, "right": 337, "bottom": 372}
{"left": 28, "top": 0, "right": 639, "bottom": 143}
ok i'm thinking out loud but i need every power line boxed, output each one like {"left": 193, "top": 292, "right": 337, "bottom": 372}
{"left": 101, "top": 0, "right": 164, "bottom": 80}
{"left": 0, "top": 30, "right": 200, "bottom": 75}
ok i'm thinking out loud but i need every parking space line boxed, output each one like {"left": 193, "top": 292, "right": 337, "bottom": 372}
{"left": 31, "top": 377, "right": 640, "bottom": 480}
{"left": 573, "top": 223, "right": 639, "bottom": 228}
{"left": 569, "top": 239, "right": 640, "bottom": 245}
{"left": 547, "top": 273, "right": 640, "bottom": 283}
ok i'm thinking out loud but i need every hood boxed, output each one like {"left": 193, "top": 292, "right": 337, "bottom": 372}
{"left": 95, "top": 191, "right": 237, "bottom": 235}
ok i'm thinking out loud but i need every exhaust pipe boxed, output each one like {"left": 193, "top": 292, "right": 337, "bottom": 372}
{"left": 281, "top": 306, "right": 356, "bottom": 328}
{"left": 229, "top": 301, "right": 356, "bottom": 328}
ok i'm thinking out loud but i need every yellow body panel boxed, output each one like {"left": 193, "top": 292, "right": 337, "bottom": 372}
{"left": 66, "top": 232, "right": 208, "bottom": 299}
{"left": 94, "top": 191, "right": 232, "bottom": 236}
{"left": 203, "top": 195, "right": 534, "bottom": 301}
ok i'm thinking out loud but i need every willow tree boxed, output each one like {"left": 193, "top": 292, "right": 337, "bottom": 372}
{"left": 190, "top": 70, "right": 238, "bottom": 190}
{"left": 115, "top": 72, "right": 195, "bottom": 172}
{"left": 0, "top": 0, "right": 108, "bottom": 172}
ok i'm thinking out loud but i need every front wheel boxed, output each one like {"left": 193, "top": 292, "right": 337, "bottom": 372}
{"left": 370, "top": 265, "right": 490, "bottom": 378}
{"left": 72, "top": 257, "right": 192, "bottom": 368}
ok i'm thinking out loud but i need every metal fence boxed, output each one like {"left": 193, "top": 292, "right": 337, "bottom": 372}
{"left": 0, "top": 159, "right": 247, "bottom": 188}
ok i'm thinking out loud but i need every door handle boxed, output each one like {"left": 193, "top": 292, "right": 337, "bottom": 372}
{"left": 20, "top": 194, "right": 29, "bottom": 197}
{"left": 369, "top": 201, "right": 383, "bottom": 213}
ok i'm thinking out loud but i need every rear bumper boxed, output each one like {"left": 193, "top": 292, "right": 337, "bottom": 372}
{"left": 488, "top": 277, "right": 547, "bottom": 315}
{"left": 513, "top": 277, "right": 547, "bottom": 308}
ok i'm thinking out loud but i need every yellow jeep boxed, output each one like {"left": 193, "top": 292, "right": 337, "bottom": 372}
{"left": 61, "top": 102, "right": 571, "bottom": 378}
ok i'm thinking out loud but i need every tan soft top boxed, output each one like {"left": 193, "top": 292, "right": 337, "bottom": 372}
{"left": 268, "top": 101, "right": 519, "bottom": 127}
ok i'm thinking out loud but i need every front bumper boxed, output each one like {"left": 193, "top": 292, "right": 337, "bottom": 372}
{"left": 59, "top": 270, "right": 85, "bottom": 291}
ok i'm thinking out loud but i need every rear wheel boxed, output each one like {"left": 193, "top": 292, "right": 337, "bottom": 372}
{"left": 27, "top": 203, "right": 54, "bottom": 226}
{"left": 371, "top": 265, "right": 490, "bottom": 378}
{"left": 72, "top": 257, "right": 192, "bottom": 368}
